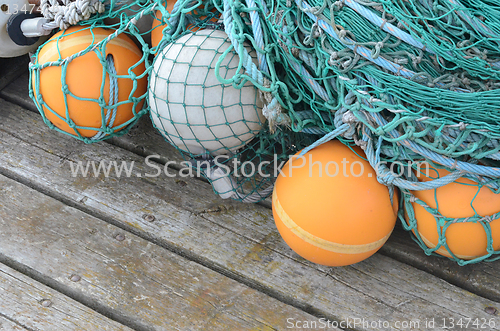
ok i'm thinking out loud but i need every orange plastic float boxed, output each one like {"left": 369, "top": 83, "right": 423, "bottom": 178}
{"left": 151, "top": 0, "right": 220, "bottom": 49}
{"left": 272, "top": 140, "right": 399, "bottom": 266}
{"left": 33, "top": 26, "right": 147, "bottom": 138}
{"left": 151, "top": 0, "right": 176, "bottom": 49}
{"left": 408, "top": 167, "right": 500, "bottom": 260}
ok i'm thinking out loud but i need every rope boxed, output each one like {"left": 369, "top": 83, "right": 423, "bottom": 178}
{"left": 92, "top": 54, "right": 119, "bottom": 141}
{"left": 40, "top": 0, "right": 105, "bottom": 31}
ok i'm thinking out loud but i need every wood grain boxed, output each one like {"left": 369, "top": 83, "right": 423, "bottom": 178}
{"left": 379, "top": 226, "right": 491, "bottom": 296}
{"left": 0, "top": 174, "right": 325, "bottom": 331}
{"left": 0, "top": 315, "right": 30, "bottom": 331}
{"left": 0, "top": 99, "right": 499, "bottom": 330}
{"left": 0, "top": 262, "right": 131, "bottom": 331}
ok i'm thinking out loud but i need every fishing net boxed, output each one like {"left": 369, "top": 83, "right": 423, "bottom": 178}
{"left": 28, "top": 0, "right": 155, "bottom": 142}
{"left": 149, "top": 0, "right": 500, "bottom": 264}
{"left": 149, "top": 0, "right": 317, "bottom": 202}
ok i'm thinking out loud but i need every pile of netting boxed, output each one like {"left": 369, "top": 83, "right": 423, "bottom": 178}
{"left": 150, "top": 0, "right": 500, "bottom": 265}
{"left": 148, "top": 0, "right": 317, "bottom": 201}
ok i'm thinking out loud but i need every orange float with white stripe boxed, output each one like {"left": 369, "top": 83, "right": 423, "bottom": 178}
{"left": 272, "top": 140, "right": 398, "bottom": 266}
{"left": 33, "top": 26, "right": 147, "bottom": 138}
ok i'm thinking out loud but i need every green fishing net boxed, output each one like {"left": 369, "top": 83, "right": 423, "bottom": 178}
{"left": 403, "top": 168, "right": 500, "bottom": 266}
{"left": 149, "top": 0, "right": 500, "bottom": 264}
{"left": 149, "top": 0, "right": 316, "bottom": 202}
{"left": 29, "top": 0, "right": 155, "bottom": 143}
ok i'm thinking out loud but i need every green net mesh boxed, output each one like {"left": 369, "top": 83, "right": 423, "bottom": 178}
{"left": 27, "top": 0, "right": 500, "bottom": 264}
{"left": 401, "top": 161, "right": 500, "bottom": 266}
{"left": 148, "top": 0, "right": 317, "bottom": 202}
{"left": 147, "top": 0, "right": 500, "bottom": 264}
{"left": 29, "top": 0, "right": 155, "bottom": 143}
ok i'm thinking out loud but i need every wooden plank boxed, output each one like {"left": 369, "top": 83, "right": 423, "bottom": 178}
{"left": 0, "top": 263, "right": 131, "bottom": 331}
{"left": 0, "top": 317, "right": 29, "bottom": 331}
{"left": 0, "top": 315, "right": 30, "bottom": 331}
{"left": 0, "top": 174, "right": 324, "bottom": 331}
{"left": 3, "top": 73, "right": 500, "bottom": 302}
{"left": 0, "top": 100, "right": 499, "bottom": 330}
{"left": 0, "top": 56, "right": 30, "bottom": 92}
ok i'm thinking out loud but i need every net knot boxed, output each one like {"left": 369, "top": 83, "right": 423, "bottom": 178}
{"left": 438, "top": 236, "right": 447, "bottom": 246}
{"left": 260, "top": 89, "right": 290, "bottom": 132}
{"left": 372, "top": 42, "right": 384, "bottom": 59}
{"left": 482, "top": 215, "right": 493, "bottom": 223}
{"left": 332, "top": 1, "right": 343, "bottom": 10}
{"left": 66, "top": 118, "right": 76, "bottom": 128}
{"left": 341, "top": 110, "right": 357, "bottom": 124}
{"left": 377, "top": 168, "right": 396, "bottom": 186}
{"left": 61, "top": 84, "right": 70, "bottom": 95}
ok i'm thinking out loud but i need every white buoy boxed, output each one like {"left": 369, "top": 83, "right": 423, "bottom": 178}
{"left": 149, "top": 29, "right": 265, "bottom": 156}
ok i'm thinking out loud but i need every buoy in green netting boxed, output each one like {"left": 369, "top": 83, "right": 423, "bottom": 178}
{"left": 148, "top": 29, "right": 264, "bottom": 156}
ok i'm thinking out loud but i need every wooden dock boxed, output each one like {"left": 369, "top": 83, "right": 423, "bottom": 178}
{"left": 0, "top": 55, "right": 499, "bottom": 330}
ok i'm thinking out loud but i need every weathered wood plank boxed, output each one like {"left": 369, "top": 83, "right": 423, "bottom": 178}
{"left": 0, "top": 56, "right": 30, "bottom": 92}
{"left": 0, "top": 315, "right": 30, "bottom": 331}
{"left": 0, "top": 99, "right": 499, "bottom": 330}
{"left": 0, "top": 174, "right": 324, "bottom": 331}
{"left": 0, "top": 262, "right": 131, "bottom": 331}
{"left": 379, "top": 226, "right": 498, "bottom": 300}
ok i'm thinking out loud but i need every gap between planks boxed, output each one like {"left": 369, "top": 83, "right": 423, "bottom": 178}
{"left": 0, "top": 312, "right": 34, "bottom": 331}
{"left": 0, "top": 99, "right": 499, "bottom": 330}
{"left": 0, "top": 262, "right": 132, "bottom": 331}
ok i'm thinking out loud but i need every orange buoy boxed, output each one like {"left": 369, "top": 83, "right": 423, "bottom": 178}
{"left": 272, "top": 140, "right": 398, "bottom": 266}
{"left": 33, "top": 26, "right": 147, "bottom": 138}
{"left": 408, "top": 166, "right": 500, "bottom": 260}
{"left": 151, "top": 0, "right": 176, "bottom": 49}
{"left": 151, "top": 0, "right": 220, "bottom": 49}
